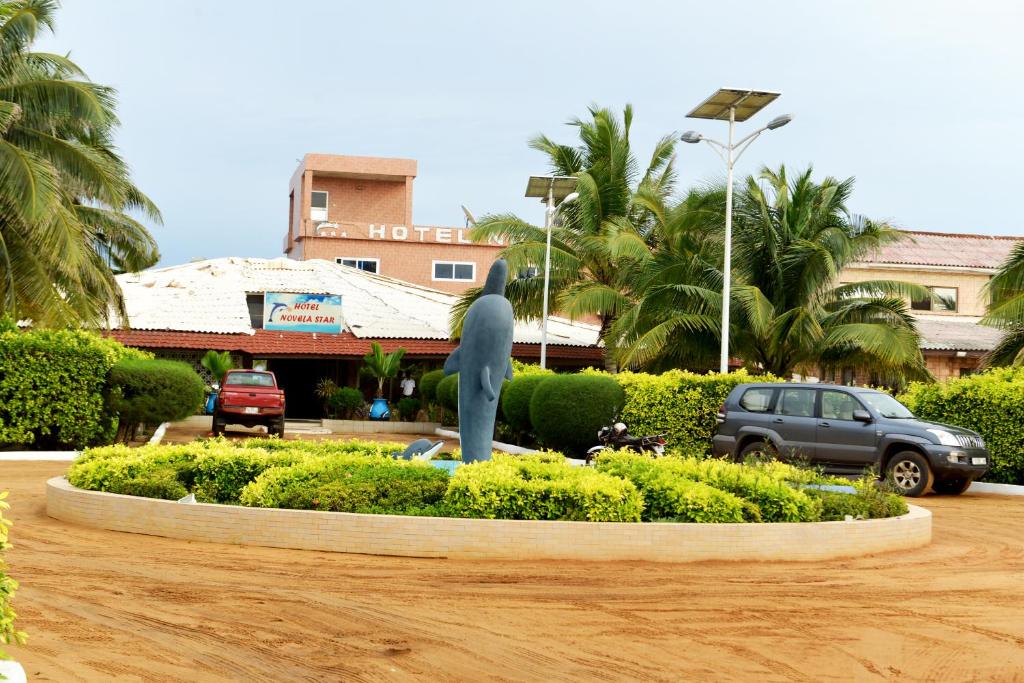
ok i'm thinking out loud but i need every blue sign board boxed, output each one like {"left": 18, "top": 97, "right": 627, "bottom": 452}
{"left": 263, "top": 293, "right": 343, "bottom": 334}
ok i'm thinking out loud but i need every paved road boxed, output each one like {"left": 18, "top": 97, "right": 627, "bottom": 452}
{"left": 3, "top": 461, "right": 1024, "bottom": 682}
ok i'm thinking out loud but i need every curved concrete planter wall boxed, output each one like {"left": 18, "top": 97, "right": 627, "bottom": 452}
{"left": 47, "top": 477, "right": 931, "bottom": 562}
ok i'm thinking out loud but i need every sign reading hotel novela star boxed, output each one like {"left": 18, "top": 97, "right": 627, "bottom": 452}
{"left": 364, "top": 224, "right": 504, "bottom": 246}
{"left": 263, "top": 293, "right": 342, "bottom": 334}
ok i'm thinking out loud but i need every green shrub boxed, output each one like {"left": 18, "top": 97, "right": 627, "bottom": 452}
{"left": 607, "top": 369, "right": 782, "bottom": 452}
{"left": 113, "top": 470, "right": 189, "bottom": 500}
{"left": 501, "top": 374, "right": 551, "bottom": 435}
{"left": 809, "top": 484, "right": 908, "bottom": 521}
{"left": 328, "top": 387, "right": 365, "bottom": 418}
{"left": 597, "top": 451, "right": 822, "bottom": 523}
{"left": 445, "top": 455, "right": 643, "bottom": 522}
{"left": 397, "top": 397, "right": 421, "bottom": 421}
{"left": 900, "top": 367, "right": 1024, "bottom": 484}
{"left": 239, "top": 454, "right": 448, "bottom": 514}
{"left": 419, "top": 369, "right": 445, "bottom": 404}
{"left": 107, "top": 358, "right": 206, "bottom": 441}
{"left": 436, "top": 372, "right": 459, "bottom": 412}
{"left": 529, "top": 374, "right": 624, "bottom": 455}
{"left": 0, "top": 329, "right": 149, "bottom": 449}
{"left": 1, "top": 491, "right": 27, "bottom": 660}
{"left": 191, "top": 449, "right": 309, "bottom": 503}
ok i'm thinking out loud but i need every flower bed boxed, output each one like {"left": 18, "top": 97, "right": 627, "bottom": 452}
{"left": 67, "top": 439, "right": 907, "bottom": 523}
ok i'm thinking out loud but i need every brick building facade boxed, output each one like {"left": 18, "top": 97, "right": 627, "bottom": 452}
{"left": 283, "top": 154, "right": 504, "bottom": 293}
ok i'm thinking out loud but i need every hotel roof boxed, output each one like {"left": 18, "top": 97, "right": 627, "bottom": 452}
{"left": 111, "top": 257, "right": 601, "bottom": 349}
{"left": 858, "top": 230, "right": 1023, "bottom": 270}
{"left": 914, "top": 316, "right": 1003, "bottom": 352}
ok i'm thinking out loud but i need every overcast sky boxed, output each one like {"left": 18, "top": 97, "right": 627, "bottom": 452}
{"left": 38, "top": 1, "right": 1024, "bottom": 265}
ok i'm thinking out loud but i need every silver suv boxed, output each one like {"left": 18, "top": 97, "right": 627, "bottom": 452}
{"left": 712, "top": 383, "right": 990, "bottom": 496}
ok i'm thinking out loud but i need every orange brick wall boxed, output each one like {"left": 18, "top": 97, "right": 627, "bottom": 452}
{"left": 311, "top": 176, "right": 409, "bottom": 228}
{"left": 301, "top": 236, "right": 504, "bottom": 294}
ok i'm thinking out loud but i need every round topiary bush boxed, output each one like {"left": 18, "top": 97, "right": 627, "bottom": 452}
{"left": 419, "top": 369, "right": 445, "bottom": 405}
{"left": 436, "top": 373, "right": 459, "bottom": 413}
{"left": 501, "top": 374, "right": 551, "bottom": 435}
{"left": 529, "top": 374, "right": 625, "bottom": 455}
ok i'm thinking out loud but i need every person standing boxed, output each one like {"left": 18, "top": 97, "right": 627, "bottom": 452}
{"left": 400, "top": 374, "right": 416, "bottom": 398}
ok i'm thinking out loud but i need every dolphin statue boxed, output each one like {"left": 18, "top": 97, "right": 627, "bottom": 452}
{"left": 443, "top": 259, "right": 514, "bottom": 463}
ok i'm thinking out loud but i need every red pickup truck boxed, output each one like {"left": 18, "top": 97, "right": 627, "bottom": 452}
{"left": 213, "top": 370, "right": 286, "bottom": 438}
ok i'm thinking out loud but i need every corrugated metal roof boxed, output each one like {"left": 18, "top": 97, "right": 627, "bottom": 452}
{"left": 860, "top": 231, "right": 1022, "bottom": 270}
{"left": 113, "top": 257, "right": 601, "bottom": 347}
{"left": 915, "top": 316, "right": 1003, "bottom": 352}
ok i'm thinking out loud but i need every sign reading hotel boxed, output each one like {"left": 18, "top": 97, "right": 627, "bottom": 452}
{"left": 318, "top": 223, "right": 504, "bottom": 246}
{"left": 263, "top": 293, "right": 342, "bottom": 334}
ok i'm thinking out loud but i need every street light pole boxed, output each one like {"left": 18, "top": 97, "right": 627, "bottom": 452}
{"left": 525, "top": 175, "right": 579, "bottom": 370}
{"left": 681, "top": 88, "right": 792, "bottom": 374}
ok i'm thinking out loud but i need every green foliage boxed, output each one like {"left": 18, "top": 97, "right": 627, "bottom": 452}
{"left": 200, "top": 350, "right": 234, "bottom": 385}
{"left": 0, "top": 0, "right": 161, "bottom": 328}
{"left": 0, "top": 329, "right": 148, "bottom": 449}
{"left": 419, "top": 369, "right": 445, "bottom": 404}
{"left": 328, "top": 387, "right": 365, "bottom": 419}
{"left": 510, "top": 360, "right": 554, "bottom": 376}
{"left": 900, "top": 368, "right": 1024, "bottom": 484}
{"left": 362, "top": 342, "right": 407, "bottom": 397}
{"left": 612, "top": 368, "right": 782, "bottom": 452}
{"left": 107, "top": 358, "right": 205, "bottom": 441}
{"left": 445, "top": 455, "right": 643, "bottom": 522}
{"left": 436, "top": 373, "right": 459, "bottom": 412}
{"left": 397, "top": 397, "right": 421, "bottom": 421}
{"left": 500, "top": 374, "right": 551, "bottom": 435}
{"left": 1, "top": 491, "right": 28, "bottom": 660}
{"left": 809, "top": 479, "right": 908, "bottom": 522}
{"left": 529, "top": 374, "right": 624, "bottom": 455}
{"left": 239, "top": 455, "right": 448, "bottom": 514}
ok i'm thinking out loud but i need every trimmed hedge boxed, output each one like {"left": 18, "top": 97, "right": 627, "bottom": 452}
{"left": 900, "top": 367, "right": 1024, "bottom": 484}
{"left": 240, "top": 455, "right": 448, "bottom": 514}
{"left": 1, "top": 491, "right": 27, "bottom": 659}
{"left": 419, "top": 369, "right": 445, "bottom": 405}
{"left": 436, "top": 372, "right": 459, "bottom": 412}
{"left": 445, "top": 454, "right": 643, "bottom": 522}
{"left": 107, "top": 358, "right": 206, "bottom": 441}
{"left": 329, "top": 387, "right": 364, "bottom": 418}
{"left": 0, "top": 329, "right": 149, "bottom": 449}
{"left": 501, "top": 374, "right": 551, "bottom": 435}
{"left": 397, "top": 397, "right": 421, "bottom": 421}
{"left": 529, "top": 374, "right": 625, "bottom": 455}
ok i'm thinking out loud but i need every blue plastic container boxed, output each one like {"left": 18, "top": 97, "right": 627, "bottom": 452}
{"left": 368, "top": 397, "right": 391, "bottom": 421}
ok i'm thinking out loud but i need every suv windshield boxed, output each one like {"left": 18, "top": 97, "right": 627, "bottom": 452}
{"left": 857, "top": 391, "right": 914, "bottom": 419}
{"left": 224, "top": 372, "right": 274, "bottom": 387}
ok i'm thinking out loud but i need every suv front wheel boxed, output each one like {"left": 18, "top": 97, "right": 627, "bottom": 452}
{"left": 887, "top": 451, "right": 933, "bottom": 497}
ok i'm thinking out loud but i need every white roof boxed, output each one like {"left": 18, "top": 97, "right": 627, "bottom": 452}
{"left": 113, "top": 257, "right": 601, "bottom": 347}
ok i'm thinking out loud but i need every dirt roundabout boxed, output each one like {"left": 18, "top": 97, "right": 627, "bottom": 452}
{"left": 3, "top": 461, "right": 1024, "bottom": 682}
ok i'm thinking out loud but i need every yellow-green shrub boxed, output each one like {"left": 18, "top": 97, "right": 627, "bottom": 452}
{"left": 900, "top": 367, "right": 1024, "bottom": 484}
{"left": 1, "top": 491, "right": 27, "bottom": 659}
{"left": 444, "top": 454, "right": 642, "bottom": 522}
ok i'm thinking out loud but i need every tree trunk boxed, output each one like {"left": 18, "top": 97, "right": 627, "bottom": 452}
{"left": 599, "top": 315, "right": 618, "bottom": 373}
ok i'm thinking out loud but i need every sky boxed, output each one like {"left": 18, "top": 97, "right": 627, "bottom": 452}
{"left": 37, "top": 0, "right": 1024, "bottom": 266}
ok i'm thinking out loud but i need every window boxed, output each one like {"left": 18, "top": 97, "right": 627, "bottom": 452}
{"left": 777, "top": 388, "right": 816, "bottom": 417}
{"left": 224, "top": 372, "right": 275, "bottom": 387}
{"left": 246, "top": 293, "right": 264, "bottom": 329}
{"left": 433, "top": 261, "right": 475, "bottom": 282}
{"left": 912, "top": 286, "right": 958, "bottom": 312}
{"left": 857, "top": 391, "right": 914, "bottom": 419}
{"left": 739, "top": 388, "right": 775, "bottom": 413}
{"left": 336, "top": 257, "right": 379, "bottom": 274}
{"left": 821, "top": 390, "right": 863, "bottom": 421}
{"left": 311, "top": 191, "right": 328, "bottom": 222}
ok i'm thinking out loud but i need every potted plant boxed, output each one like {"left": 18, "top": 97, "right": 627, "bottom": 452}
{"left": 200, "top": 350, "right": 234, "bottom": 415}
{"left": 1, "top": 492, "right": 27, "bottom": 683}
{"left": 361, "top": 342, "right": 406, "bottom": 420}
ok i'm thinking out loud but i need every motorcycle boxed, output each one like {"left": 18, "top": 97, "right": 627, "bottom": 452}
{"left": 586, "top": 421, "right": 667, "bottom": 463}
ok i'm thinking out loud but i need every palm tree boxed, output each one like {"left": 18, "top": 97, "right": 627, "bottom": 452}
{"left": 453, "top": 104, "right": 677, "bottom": 370}
{"left": 0, "top": 0, "right": 160, "bottom": 328}
{"left": 362, "top": 342, "right": 406, "bottom": 398}
{"left": 615, "top": 166, "right": 932, "bottom": 382}
{"left": 980, "top": 242, "right": 1024, "bottom": 366}
{"left": 200, "top": 350, "right": 234, "bottom": 385}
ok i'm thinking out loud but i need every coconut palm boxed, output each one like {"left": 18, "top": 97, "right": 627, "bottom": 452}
{"left": 362, "top": 342, "right": 406, "bottom": 398}
{"left": 200, "top": 350, "right": 234, "bottom": 385}
{"left": 0, "top": 0, "right": 160, "bottom": 328}
{"left": 453, "top": 104, "right": 677, "bottom": 370}
{"left": 615, "top": 166, "right": 932, "bottom": 382}
{"left": 980, "top": 242, "right": 1024, "bottom": 366}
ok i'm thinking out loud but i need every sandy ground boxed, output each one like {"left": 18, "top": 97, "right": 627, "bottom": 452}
{"left": 158, "top": 422, "right": 437, "bottom": 446}
{"left": 2, "top": 462, "right": 1024, "bottom": 682}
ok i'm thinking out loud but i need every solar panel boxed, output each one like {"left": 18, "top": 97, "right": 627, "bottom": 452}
{"left": 686, "top": 88, "right": 780, "bottom": 122}
{"left": 525, "top": 175, "right": 578, "bottom": 201}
